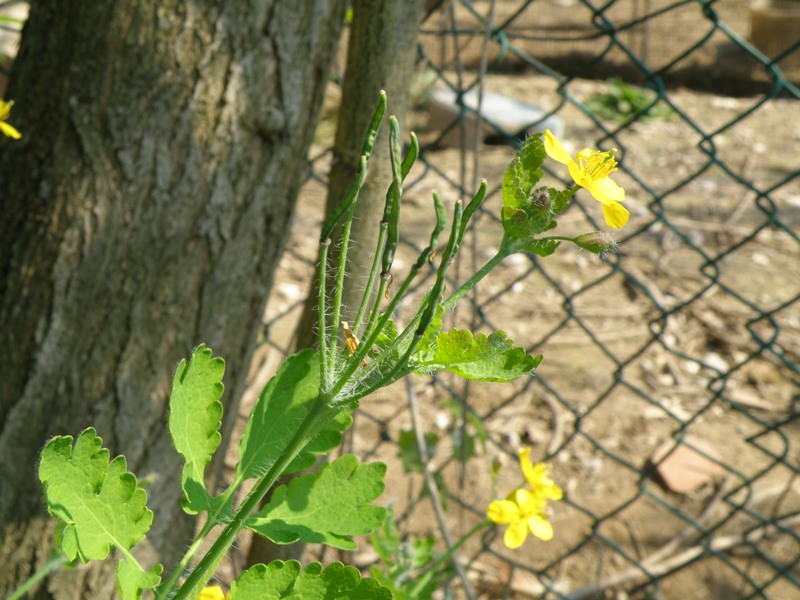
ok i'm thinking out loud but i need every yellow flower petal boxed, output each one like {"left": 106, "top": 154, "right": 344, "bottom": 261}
{"left": 519, "top": 450, "right": 563, "bottom": 501}
{"left": 544, "top": 130, "right": 629, "bottom": 227}
{"left": 504, "top": 519, "right": 529, "bottom": 549}
{"left": 519, "top": 447, "right": 535, "bottom": 479}
{"left": 198, "top": 585, "right": 228, "bottom": 600}
{"left": 0, "top": 121, "right": 22, "bottom": 140}
{"left": 586, "top": 176, "right": 625, "bottom": 204}
{"left": 544, "top": 129, "right": 572, "bottom": 165}
{"left": 527, "top": 514, "right": 554, "bottom": 541}
{"left": 487, "top": 499, "right": 521, "bottom": 524}
{"left": 512, "top": 488, "right": 546, "bottom": 513}
{"left": 601, "top": 201, "right": 630, "bottom": 229}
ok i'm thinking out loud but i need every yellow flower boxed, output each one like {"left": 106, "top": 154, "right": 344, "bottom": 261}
{"left": 544, "top": 129, "right": 628, "bottom": 228}
{"left": 199, "top": 585, "right": 230, "bottom": 600}
{"left": 487, "top": 488, "right": 554, "bottom": 548}
{"left": 519, "top": 448, "right": 563, "bottom": 501}
{"left": 0, "top": 99, "right": 22, "bottom": 140}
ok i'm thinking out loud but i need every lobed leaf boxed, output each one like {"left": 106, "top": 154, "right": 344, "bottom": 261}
{"left": 414, "top": 329, "right": 542, "bottom": 382}
{"left": 117, "top": 560, "right": 163, "bottom": 600}
{"left": 230, "top": 561, "right": 392, "bottom": 599}
{"left": 246, "top": 455, "right": 387, "bottom": 550}
{"left": 237, "top": 349, "right": 330, "bottom": 482}
{"left": 501, "top": 134, "right": 545, "bottom": 208}
{"left": 39, "top": 428, "right": 160, "bottom": 597}
{"left": 168, "top": 344, "right": 224, "bottom": 514}
{"left": 283, "top": 410, "right": 353, "bottom": 474}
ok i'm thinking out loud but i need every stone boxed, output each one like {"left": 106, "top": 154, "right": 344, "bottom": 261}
{"left": 650, "top": 435, "right": 724, "bottom": 494}
{"left": 427, "top": 86, "right": 565, "bottom": 147}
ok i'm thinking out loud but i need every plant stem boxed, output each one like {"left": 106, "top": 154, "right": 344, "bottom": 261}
{"left": 170, "top": 397, "right": 337, "bottom": 600}
{"left": 6, "top": 554, "right": 70, "bottom": 600}
{"left": 441, "top": 247, "right": 510, "bottom": 313}
{"left": 157, "top": 497, "right": 229, "bottom": 599}
{"left": 317, "top": 238, "right": 331, "bottom": 389}
{"left": 328, "top": 198, "right": 359, "bottom": 383}
{"left": 352, "top": 220, "right": 387, "bottom": 336}
{"left": 407, "top": 520, "right": 492, "bottom": 598}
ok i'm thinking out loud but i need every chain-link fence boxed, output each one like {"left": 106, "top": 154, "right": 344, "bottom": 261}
{"left": 258, "top": 1, "right": 800, "bottom": 598}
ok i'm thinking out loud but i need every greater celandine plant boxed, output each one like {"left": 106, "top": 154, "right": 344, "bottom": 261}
{"left": 23, "top": 91, "right": 627, "bottom": 600}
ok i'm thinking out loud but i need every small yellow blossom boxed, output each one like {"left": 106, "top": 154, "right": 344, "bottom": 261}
{"left": 487, "top": 488, "right": 554, "bottom": 549}
{"left": 199, "top": 585, "right": 230, "bottom": 600}
{"left": 0, "top": 99, "right": 22, "bottom": 140}
{"left": 519, "top": 448, "right": 563, "bottom": 501}
{"left": 544, "top": 129, "right": 628, "bottom": 228}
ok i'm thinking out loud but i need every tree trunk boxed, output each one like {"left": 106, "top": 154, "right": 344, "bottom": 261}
{"left": 0, "top": 1, "right": 346, "bottom": 597}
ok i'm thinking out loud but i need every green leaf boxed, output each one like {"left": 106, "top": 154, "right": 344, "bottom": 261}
{"left": 414, "top": 329, "right": 541, "bottom": 382}
{"left": 547, "top": 187, "right": 573, "bottom": 216}
{"left": 246, "top": 455, "right": 387, "bottom": 550}
{"left": 397, "top": 429, "right": 438, "bottom": 474}
{"left": 168, "top": 344, "right": 224, "bottom": 514}
{"left": 283, "top": 410, "right": 353, "bottom": 474}
{"left": 117, "top": 560, "right": 162, "bottom": 600}
{"left": 39, "top": 428, "right": 161, "bottom": 596}
{"left": 501, "top": 134, "right": 545, "bottom": 208}
{"left": 370, "top": 506, "right": 443, "bottom": 600}
{"left": 525, "top": 238, "right": 561, "bottom": 257}
{"left": 236, "top": 349, "right": 321, "bottom": 482}
{"left": 230, "top": 561, "right": 392, "bottom": 599}
{"left": 370, "top": 507, "right": 400, "bottom": 566}
{"left": 371, "top": 316, "right": 400, "bottom": 356}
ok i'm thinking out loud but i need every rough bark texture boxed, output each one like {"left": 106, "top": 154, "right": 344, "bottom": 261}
{"left": 0, "top": 1, "right": 346, "bottom": 597}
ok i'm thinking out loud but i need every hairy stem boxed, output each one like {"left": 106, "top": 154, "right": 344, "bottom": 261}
{"left": 171, "top": 397, "right": 337, "bottom": 600}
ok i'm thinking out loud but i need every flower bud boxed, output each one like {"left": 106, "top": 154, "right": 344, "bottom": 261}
{"left": 574, "top": 231, "right": 618, "bottom": 254}
{"left": 531, "top": 189, "right": 551, "bottom": 212}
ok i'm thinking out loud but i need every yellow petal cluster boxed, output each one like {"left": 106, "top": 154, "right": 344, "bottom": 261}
{"left": 199, "top": 585, "right": 230, "bottom": 600}
{"left": 487, "top": 447, "right": 563, "bottom": 549}
{"left": 0, "top": 99, "right": 22, "bottom": 140}
{"left": 544, "top": 129, "right": 628, "bottom": 228}
{"left": 487, "top": 488, "right": 553, "bottom": 548}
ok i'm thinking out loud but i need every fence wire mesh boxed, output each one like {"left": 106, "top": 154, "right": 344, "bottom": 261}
{"left": 255, "top": 1, "right": 799, "bottom": 598}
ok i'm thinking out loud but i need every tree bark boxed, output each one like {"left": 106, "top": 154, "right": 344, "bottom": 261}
{"left": 0, "top": 1, "right": 346, "bottom": 598}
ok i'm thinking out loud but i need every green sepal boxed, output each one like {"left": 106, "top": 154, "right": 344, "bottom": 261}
{"left": 414, "top": 329, "right": 541, "bottom": 382}
{"left": 168, "top": 344, "right": 224, "bottom": 514}
{"left": 230, "top": 561, "right": 392, "bottom": 599}
{"left": 246, "top": 455, "right": 387, "bottom": 550}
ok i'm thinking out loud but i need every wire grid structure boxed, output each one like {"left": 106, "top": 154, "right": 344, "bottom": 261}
{"left": 257, "top": 0, "right": 800, "bottom": 598}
